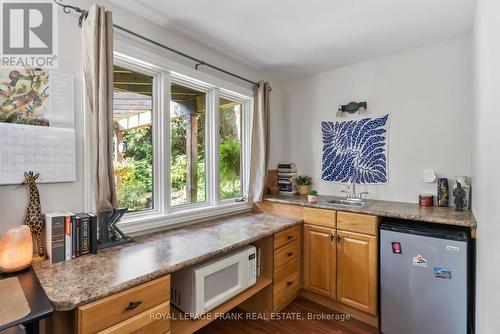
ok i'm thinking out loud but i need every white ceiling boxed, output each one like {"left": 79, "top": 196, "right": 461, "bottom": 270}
{"left": 111, "top": 0, "right": 476, "bottom": 81}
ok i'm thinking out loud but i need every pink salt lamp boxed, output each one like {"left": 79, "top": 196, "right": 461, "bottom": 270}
{"left": 0, "top": 225, "right": 33, "bottom": 273}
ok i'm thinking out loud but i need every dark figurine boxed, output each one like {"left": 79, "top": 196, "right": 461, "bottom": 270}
{"left": 453, "top": 181, "right": 466, "bottom": 211}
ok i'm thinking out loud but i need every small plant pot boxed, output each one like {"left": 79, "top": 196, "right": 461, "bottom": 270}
{"left": 298, "top": 185, "right": 311, "bottom": 195}
{"left": 308, "top": 195, "right": 318, "bottom": 203}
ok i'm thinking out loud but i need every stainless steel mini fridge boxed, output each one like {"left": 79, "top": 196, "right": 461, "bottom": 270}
{"left": 380, "top": 221, "right": 471, "bottom": 334}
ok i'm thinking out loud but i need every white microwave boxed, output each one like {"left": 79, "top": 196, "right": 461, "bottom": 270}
{"left": 171, "top": 245, "right": 257, "bottom": 317}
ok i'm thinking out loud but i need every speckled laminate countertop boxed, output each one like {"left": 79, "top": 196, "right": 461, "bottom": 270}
{"left": 264, "top": 194, "right": 476, "bottom": 228}
{"left": 33, "top": 212, "right": 302, "bottom": 311}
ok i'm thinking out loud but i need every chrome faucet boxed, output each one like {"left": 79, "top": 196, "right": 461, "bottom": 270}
{"left": 341, "top": 176, "right": 368, "bottom": 201}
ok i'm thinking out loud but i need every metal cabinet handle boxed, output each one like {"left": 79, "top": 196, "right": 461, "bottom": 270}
{"left": 287, "top": 251, "right": 294, "bottom": 257}
{"left": 337, "top": 234, "right": 342, "bottom": 242}
{"left": 125, "top": 301, "right": 142, "bottom": 311}
{"left": 287, "top": 235, "right": 293, "bottom": 240}
{"left": 287, "top": 281, "right": 294, "bottom": 286}
{"left": 330, "top": 233, "right": 334, "bottom": 242}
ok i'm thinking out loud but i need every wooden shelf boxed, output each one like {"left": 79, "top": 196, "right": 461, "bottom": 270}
{"left": 171, "top": 276, "right": 272, "bottom": 334}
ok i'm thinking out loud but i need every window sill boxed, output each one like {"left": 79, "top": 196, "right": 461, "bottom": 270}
{"left": 119, "top": 201, "right": 253, "bottom": 236}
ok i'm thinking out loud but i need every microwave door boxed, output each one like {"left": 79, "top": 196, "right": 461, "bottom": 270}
{"left": 194, "top": 251, "right": 248, "bottom": 314}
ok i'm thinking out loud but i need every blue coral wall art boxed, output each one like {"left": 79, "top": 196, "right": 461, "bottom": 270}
{"left": 322, "top": 114, "right": 389, "bottom": 184}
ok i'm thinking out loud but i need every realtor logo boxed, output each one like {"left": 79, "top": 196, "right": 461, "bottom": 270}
{"left": 1, "top": 0, "right": 58, "bottom": 68}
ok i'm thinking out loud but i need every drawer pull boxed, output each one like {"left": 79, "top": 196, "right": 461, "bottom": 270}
{"left": 125, "top": 301, "right": 142, "bottom": 311}
{"left": 287, "top": 251, "right": 294, "bottom": 257}
{"left": 287, "top": 235, "right": 294, "bottom": 240}
{"left": 287, "top": 281, "right": 294, "bottom": 286}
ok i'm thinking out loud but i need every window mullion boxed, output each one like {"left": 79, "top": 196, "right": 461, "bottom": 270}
{"left": 242, "top": 99, "right": 253, "bottom": 198}
{"left": 211, "top": 88, "right": 221, "bottom": 206}
{"left": 163, "top": 72, "right": 172, "bottom": 213}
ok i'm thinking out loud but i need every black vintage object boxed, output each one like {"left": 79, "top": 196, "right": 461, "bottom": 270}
{"left": 337, "top": 101, "right": 368, "bottom": 115}
{"left": 0, "top": 268, "right": 53, "bottom": 334}
{"left": 437, "top": 177, "right": 449, "bottom": 207}
{"left": 97, "top": 208, "right": 134, "bottom": 250}
{"left": 453, "top": 181, "right": 466, "bottom": 211}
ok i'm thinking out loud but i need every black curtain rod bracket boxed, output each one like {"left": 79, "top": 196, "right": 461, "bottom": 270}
{"left": 53, "top": 0, "right": 263, "bottom": 88}
{"left": 54, "top": 0, "right": 87, "bottom": 26}
{"left": 195, "top": 61, "right": 205, "bottom": 70}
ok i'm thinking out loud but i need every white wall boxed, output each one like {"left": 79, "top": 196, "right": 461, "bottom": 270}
{"left": 472, "top": 0, "right": 500, "bottom": 332}
{"left": 0, "top": 0, "right": 285, "bottom": 235}
{"left": 281, "top": 35, "right": 473, "bottom": 203}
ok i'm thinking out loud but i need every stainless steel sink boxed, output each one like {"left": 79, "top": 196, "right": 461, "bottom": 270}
{"left": 323, "top": 199, "right": 369, "bottom": 208}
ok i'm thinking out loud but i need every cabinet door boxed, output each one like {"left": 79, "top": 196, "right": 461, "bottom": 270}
{"left": 303, "top": 224, "right": 336, "bottom": 299}
{"left": 336, "top": 230, "right": 377, "bottom": 315}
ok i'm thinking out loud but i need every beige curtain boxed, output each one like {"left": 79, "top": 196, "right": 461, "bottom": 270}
{"left": 83, "top": 5, "right": 117, "bottom": 211}
{"left": 248, "top": 81, "right": 270, "bottom": 202}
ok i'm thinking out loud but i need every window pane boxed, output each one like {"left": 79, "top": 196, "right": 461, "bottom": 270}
{"left": 112, "top": 66, "right": 154, "bottom": 212}
{"left": 219, "top": 98, "right": 242, "bottom": 200}
{"left": 170, "top": 83, "right": 206, "bottom": 206}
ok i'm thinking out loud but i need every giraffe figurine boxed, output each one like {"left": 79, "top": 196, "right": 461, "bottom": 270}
{"left": 22, "top": 171, "right": 45, "bottom": 257}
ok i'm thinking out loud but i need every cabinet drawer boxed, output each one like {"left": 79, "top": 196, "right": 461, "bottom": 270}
{"left": 78, "top": 276, "right": 170, "bottom": 334}
{"left": 337, "top": 212, "right": 379, "bottom": 235}
{"left": 304, "top": 208, "right": 336, "bottom": 228}
{"left": 274, "top": 239, "right": 300, "bottom": 269}
{"left": 274, "top": 225, "right": 301, "bottom": 249}
{"left": 97, "top": 302, "right": 170, "bottom": 334}
{"left": 274, "top": 257, "right": 301, "bottom": 310}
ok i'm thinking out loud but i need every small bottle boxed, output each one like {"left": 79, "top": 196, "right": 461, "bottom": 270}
{"left": 437, "top": 178, "right": 449, "bottom": 207}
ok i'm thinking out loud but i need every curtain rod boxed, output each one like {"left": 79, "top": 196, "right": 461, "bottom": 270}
{"left": 53, "top": 0, "right": 261, "bottom": 87}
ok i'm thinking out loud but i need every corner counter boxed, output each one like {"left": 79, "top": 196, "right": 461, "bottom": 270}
{"left": 33, "top": 212, "right": 302, "bottom": 311}
{"left": 261, "top": 194, "right": 476, "bottom": 228}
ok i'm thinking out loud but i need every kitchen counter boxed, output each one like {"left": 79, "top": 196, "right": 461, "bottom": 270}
{"left": 264, "top": 194, "right": 476, "bottom": 228}
{"left": 33, "top": 212, "right": 302, "bottom": 311}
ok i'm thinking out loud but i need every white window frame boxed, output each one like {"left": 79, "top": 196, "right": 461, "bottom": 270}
{"left": 84, "top": 32, "right": 254, "bottom": 235}
{"left": 217, "top": 90, "right": 252, "bottom": 205}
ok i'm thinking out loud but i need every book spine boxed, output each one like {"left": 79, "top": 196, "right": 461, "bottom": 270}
{"left": 51, "top": 216, "right": 65, "bottom": 263}
{"left": 44, "top": 214, "right": 52, "bottom": 261}
{"left": 89, "top": 214, "right": 98, "bottom": 254}
{"left": 81, "top": 216, "right": 90, "bottom": 255}
{"left": 76, "top": 217, "right": 81, "bottom": 257}
{"left": 71, "top": 215, "right": 77, "bottom": 259}
{"left": 64, "top": 215, "right": 72, "bottom": 261}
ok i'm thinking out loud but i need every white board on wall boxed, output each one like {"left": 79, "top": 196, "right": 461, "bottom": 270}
{"left": 0, "top": 124, "right": 76, "bottom": 185}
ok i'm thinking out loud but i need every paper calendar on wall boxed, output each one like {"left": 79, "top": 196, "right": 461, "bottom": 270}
{"left": 0, "top": 124, "right": 76, "bottom": 184}
{"left": 0, "top": 69, "right": 75, "bottom": 185}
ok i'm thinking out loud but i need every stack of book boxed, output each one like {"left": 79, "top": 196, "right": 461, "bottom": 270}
{"left": 277, "top": 163, "right": 297, "bottom": 195}
{"left": 45, "top": 212, "right": 98, "bottom": 264}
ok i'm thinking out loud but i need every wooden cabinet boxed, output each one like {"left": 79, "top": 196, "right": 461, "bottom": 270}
{"left": 302, "top": 208, "right": 379, "bottom": 318}
{"left": 77, "top": 276, "right": 171, "bottom": 334}
{"left": 336, "top": 230, "right": 377, "bottom": 315}
{"left": 274, "top": 239, "right": 300, "bottom": 268}
{"left": 274, "top": 257, "right": 301, "bottom": 309}
{"left": 273, "top": 226, "right": 302, "bottom": 311}
{"left": 303, "top": 224, "right": 336, "bottom": 299}
{"left": 304, "top": 208, "right": 336, "bottom": 228}
{"left": 274, "top": 225, "right": 301, "bottom": 249}
{"left": 97, "top": 302, "right": 170, "bottom": 334}
{"left": 337, "top": 212, "right": 378, "bottom": 235}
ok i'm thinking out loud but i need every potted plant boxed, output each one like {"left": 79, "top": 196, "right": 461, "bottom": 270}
{"left": 296, "top": 175, "right": 312, "bottom": 195}
{"left": 307, "top": 190, "right": 318, "bottom": 203}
